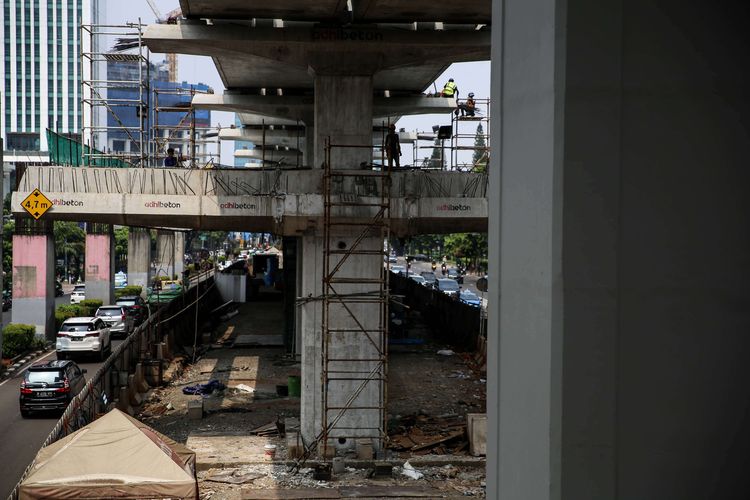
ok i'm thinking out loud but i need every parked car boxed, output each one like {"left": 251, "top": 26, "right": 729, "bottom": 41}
{"left": 95, "top": 305, "right": 134, "bottom": 338}
{"left": 19, "top": 360, "right": 87, "bottom": 417}
{"left": 2, "top": 290, "right": 11, "bottom": 311}
{"left": 409, "top": 275, "right": 427, "bottom": 286}
{"left": 70, "top": 284, "right": 85, "bottom": 304}
{"left": 419, "top": 271, "right": 438, "bottom": 287}
{"left": 115, "top": 295, "right": 149, "bottom": 326}
{"left": 459, "top": 289, "right": 482, "bottom": 307}
{"left": 56, "top": 317, "right": 111, "bottom": 361}
{"left": 55, "top": 280, "right": 64, "bottom": 297}
{"left": 447, "top": 268, "right": 464, "bottom": 284}
{"left": 436, "top": 278, "right": 461, "bottom": 297}
{"left": 387, "top": 255, "right": 398, "bottom": 263}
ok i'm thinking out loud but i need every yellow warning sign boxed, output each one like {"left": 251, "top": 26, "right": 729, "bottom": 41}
{"left": 21, "top": 189, "right": 53, "bottom": 220}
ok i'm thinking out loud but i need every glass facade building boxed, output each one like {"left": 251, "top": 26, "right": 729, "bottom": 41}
{"left": 1, "top": 0, "right": 101, "bottom": 152}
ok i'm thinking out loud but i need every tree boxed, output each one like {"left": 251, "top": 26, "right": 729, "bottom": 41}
{"left": 444, "top": 233, "right": 488, "bottom": 272}
{"left": 472, "top": 123, "right": 488, "bottom": 173}
{"left": 114, "top": 226, "right": 129, "bottom": 272}
{"left": 3, "top": 219, "right": 13, "bottom": 290}
{"left": 53, "top": 222, "right": 85, "bottom": 282}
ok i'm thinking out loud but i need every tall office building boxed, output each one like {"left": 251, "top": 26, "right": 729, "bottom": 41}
{"left": 1, "top": 0, "right": 103, "bottom": 158}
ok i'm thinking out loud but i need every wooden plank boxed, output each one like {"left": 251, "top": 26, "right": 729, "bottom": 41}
{"left": 339, "top": 486, "right": 445, "bottom": 498}
{"left": 242, "top": 489, "right": 342, "bottom": 499}
{"left": 410, "top": 429, "right": 465, "bottom": 451}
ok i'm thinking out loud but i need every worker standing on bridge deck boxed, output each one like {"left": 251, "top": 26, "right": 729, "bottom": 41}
{"left": 164, "top": 147, "right": 178, "bottom": 167}
{"left": 385, "top": 124, "right": 401, "bottom": 169}
{"left": 441, "top": 78, "right": 459, "bottom": 99}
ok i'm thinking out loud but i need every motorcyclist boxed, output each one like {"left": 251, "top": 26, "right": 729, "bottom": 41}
{"left": 431, "top": 261, "right": 437, "bottom": 271}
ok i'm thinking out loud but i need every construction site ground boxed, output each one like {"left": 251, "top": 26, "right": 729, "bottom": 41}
{"left": 137, "top": 291, "right": 487, "bottom": 499}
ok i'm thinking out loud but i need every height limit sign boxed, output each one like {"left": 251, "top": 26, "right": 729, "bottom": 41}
{"left": 21, "top": 189, "right": 53, "bottom": 220}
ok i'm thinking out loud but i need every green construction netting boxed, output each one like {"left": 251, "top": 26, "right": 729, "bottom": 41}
{"left": 46, "top": 129, "right": 130, "bottom": 167}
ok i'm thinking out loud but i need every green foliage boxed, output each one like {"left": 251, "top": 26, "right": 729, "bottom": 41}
{"left": 57, "top": 304, "right": 84, "bottom": 315}
{"left": 54, "top": 221, "right": 85, "bottom": 281}
{"left": 78, "top": 299, "right": 104, "bottom": 316}
{"left": 114, "top": 226, "right": 129, "bottom": 271}
{"left": 115, "top": 285, "right": 142, "bottom": 298}
{"left": 2, "top": 324, "right": 36, "bottom": 358}
{"left": 444, "top": 233, "right": 488, "bottom": 270}
{"left": 472, "top": 123, "right": 488, "bottom": 173}
{"left": 3, "top": 219, "right": 13, "bottom": 290}
{"left": 55, "top": 309, "right": 77, "bottom": 331}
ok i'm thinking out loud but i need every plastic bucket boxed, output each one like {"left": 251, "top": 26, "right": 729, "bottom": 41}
{"left": 264, "top": 444, "right": 277, "bottom": 460}
{"left": 288, "top": 375, "right": 301, "bottom": 397}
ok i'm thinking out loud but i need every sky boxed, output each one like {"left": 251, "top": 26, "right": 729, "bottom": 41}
{"left": 107, "top": 1, "right": 491, "bottom": 167}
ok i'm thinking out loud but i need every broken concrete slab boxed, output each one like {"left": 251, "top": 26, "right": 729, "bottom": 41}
{"left": 466, "top": 413, "right": 486, "bottom": 456}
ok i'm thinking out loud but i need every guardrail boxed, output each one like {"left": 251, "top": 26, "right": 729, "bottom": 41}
{"left": 6, "top": 272, "right": 216, "bottom": 500}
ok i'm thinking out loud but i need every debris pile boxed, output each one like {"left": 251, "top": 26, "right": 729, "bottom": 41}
{"left": 388, "top": 413, "right": 468, "bottom": 455}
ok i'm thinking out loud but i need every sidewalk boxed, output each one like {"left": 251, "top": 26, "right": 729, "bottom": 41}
{"left": 136, "top": 295, "right": 486, "bottom": 498}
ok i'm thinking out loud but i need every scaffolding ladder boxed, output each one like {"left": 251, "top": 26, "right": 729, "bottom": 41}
{"left": 450, "top": 97, "right": 491, "bottom": 171}
{"left": 320, "top": 140, "right": 391, "bottom": 457}
{"left": 152, "top": 86, "right": 216, "bottom": 168}
{"left": 80, "top": 21, "right": 151, "bottom": 166}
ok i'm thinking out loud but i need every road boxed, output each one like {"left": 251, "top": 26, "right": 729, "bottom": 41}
{"left": 392, "top": 257, "right": 485, "bottom": 295}
{"left": 0, "top": 293, "right": 123, "bottom": 497}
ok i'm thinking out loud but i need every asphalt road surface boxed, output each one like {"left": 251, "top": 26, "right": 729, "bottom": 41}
{"left": 0, "top": 293, "right": 123, "bottom": 496}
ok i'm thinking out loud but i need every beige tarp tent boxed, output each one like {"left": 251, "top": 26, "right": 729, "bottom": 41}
{"left": 20, "top": 409, "right": 198, "bottom": 499}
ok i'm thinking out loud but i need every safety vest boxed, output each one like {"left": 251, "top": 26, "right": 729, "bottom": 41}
{"left": 443, "top": 81, "right": 457, "bottom": 97}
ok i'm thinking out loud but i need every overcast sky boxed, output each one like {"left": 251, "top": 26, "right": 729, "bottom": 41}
{"left": 108, "top": 1, "right": 491, "bottom": 166}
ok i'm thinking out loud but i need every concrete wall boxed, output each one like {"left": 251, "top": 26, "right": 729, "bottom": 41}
{"left": 490, "top": 0, "right": 750, "bottom": 498}
{"left": 12, "top": 234, "right": 55, "bottom": 339}
{"left": 215, "top": 273, "right": 247, "bottom": 303}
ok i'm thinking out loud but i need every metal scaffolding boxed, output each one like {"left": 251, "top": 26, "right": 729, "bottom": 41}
{"left": 320, "top": 140, "right": 391, "bottom": 457}
{"left": 450, "top": 97, "right": 491, "bottom": 171}
{"left": 152, "top": 86, "right": 216, "bottom": 168}
{"left": 80, "top": 21, "right": 150, "bottom": 166}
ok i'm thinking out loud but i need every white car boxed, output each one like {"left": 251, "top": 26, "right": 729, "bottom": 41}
{"left": 56, "top": 317, "right": 111, "bottom": 361}
{"left": 409, "top": 275, "right": 427, "bottom": 286}
{"left": 70, "top": 284, "right": 85, "bottom": 304}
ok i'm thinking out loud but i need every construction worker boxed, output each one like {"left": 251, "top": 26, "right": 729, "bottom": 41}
{"left": 441, "top": 78, "right": 458, "bottom": 99}
{"left": 164, "top": 148, "right": 178, "bottom": 167}
{"left": 456, "top": 92, "right": 477, "bottom": 117}
{"left": 385, "top": 123, "right": 401, "bottom": 169}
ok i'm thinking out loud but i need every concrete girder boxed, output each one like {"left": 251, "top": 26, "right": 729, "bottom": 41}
{"left": 192, "top": 94, "right": 456, "bottom": 124}
{"left": 179, "top": 0, "right": 491, "bottom": 24}
{"left": 143, "top": 23, "right": 489, "bottom": 90}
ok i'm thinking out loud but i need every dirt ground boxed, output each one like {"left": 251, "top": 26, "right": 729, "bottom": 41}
{"left": 137, "top": 297, "right": 486, "bottom": 499}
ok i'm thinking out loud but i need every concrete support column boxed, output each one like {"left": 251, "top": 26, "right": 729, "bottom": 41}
{"left": 155, "top": 230, "right": 175, "bottom": 279}
{"left": 304, "top": 126, "right": 315, "bottom": 167}
{"left": 299, "top": 232, "right": 384, "bottom": 450}
{"left": 127, "top": 227, "right": 151, "bottom": 294}
{"left": 282, "top": 237, "right": 298, "bottom": 354}
{"left": 85, "top": 224, "right": 115, "bottom": 305}
{"left": 313, "top": 74, "right": 373, "bottom": 169}
{"left": 12, "top": 220, "right": 55, "bottom": 339}
{"left": 173, "top": 231, "right": 185, "bottom": 278}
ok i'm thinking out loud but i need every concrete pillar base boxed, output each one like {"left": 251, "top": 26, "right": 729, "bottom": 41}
{"left": 12, "top": 229, "right": 55, "bottom": 340}
{"left": 116, "top": 386, "right": 134, "bottom": 415}
{"left": 127, "top": 374, "right": 143, "bottom": 406}
{"left": 134, "top": 363, "right": 150, "bottom": 393}
{"left": 85, "top": 225, "right": 115, "bottom": 305}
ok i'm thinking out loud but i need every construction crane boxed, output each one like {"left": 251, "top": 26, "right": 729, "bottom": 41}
{"left": 145, "top": 0, "right": 180, "bottom": 81}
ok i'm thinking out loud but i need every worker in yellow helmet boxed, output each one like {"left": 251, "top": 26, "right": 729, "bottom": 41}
{"left": 441, "top": 78, "right": 459, "bottom": 99}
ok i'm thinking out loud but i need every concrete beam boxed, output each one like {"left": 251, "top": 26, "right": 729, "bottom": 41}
{"left": 194, "top": 94, "right": 455, "bottom": 122}
{"left": 179, "top": 0, "right": 491, "bottom": 24}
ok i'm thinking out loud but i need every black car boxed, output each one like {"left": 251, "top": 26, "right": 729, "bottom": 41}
{"left": 20, "top": 360, "right": 87, "bottom": 417}
{"left": 447, "top": 268, "right": 464, "bottom": 284}
{"left": 115, "top": 295, "right": 149, "bottom": 326}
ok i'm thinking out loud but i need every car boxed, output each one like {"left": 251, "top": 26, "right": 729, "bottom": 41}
{"left": 55, "top": 281, "right": 64, "bottom": 297}
{"left": 436, "top": 278, "right": 461, "bottom": 297}
{"left": 56, "top": 317, "right": 112, "bottom": 361}
{"left": 447, "top": 268, "right": 464, "bottom": 284}
{"left": 409, "top": 275, "right": 427, "bottom": 286}
{"left": 95, "top": 305, "right": 134, "bottom": 338}
{"left": 19, "top": 360, "right": 87, "bottom": 417}
{"left": 115, "top": 295, "right": 149, "bottom": 326}
{"left": 460, "top": 289, "right": 482, "bottom": 307}
{"left": 70, "top": 284, "right": 85, "bottom": 304}
{"left": 387, "top": 255, "right": 398, "bottom": 263}
{"left": 419, "top": 271, "right": 438, "bottom": 287}
{"left": 2, "top": 290, "right": 11, "bottom": 311}
{"left": 390, "top": 265, "right": 406, "bottom": 276}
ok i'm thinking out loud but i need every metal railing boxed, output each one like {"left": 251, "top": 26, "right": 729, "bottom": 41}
{"left": 6, "top": 272, "right": 215, "bottom": 500}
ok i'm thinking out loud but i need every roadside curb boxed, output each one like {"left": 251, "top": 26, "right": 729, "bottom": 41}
{"left": 1, "top": 345, "right": 55, "bottom": 380}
